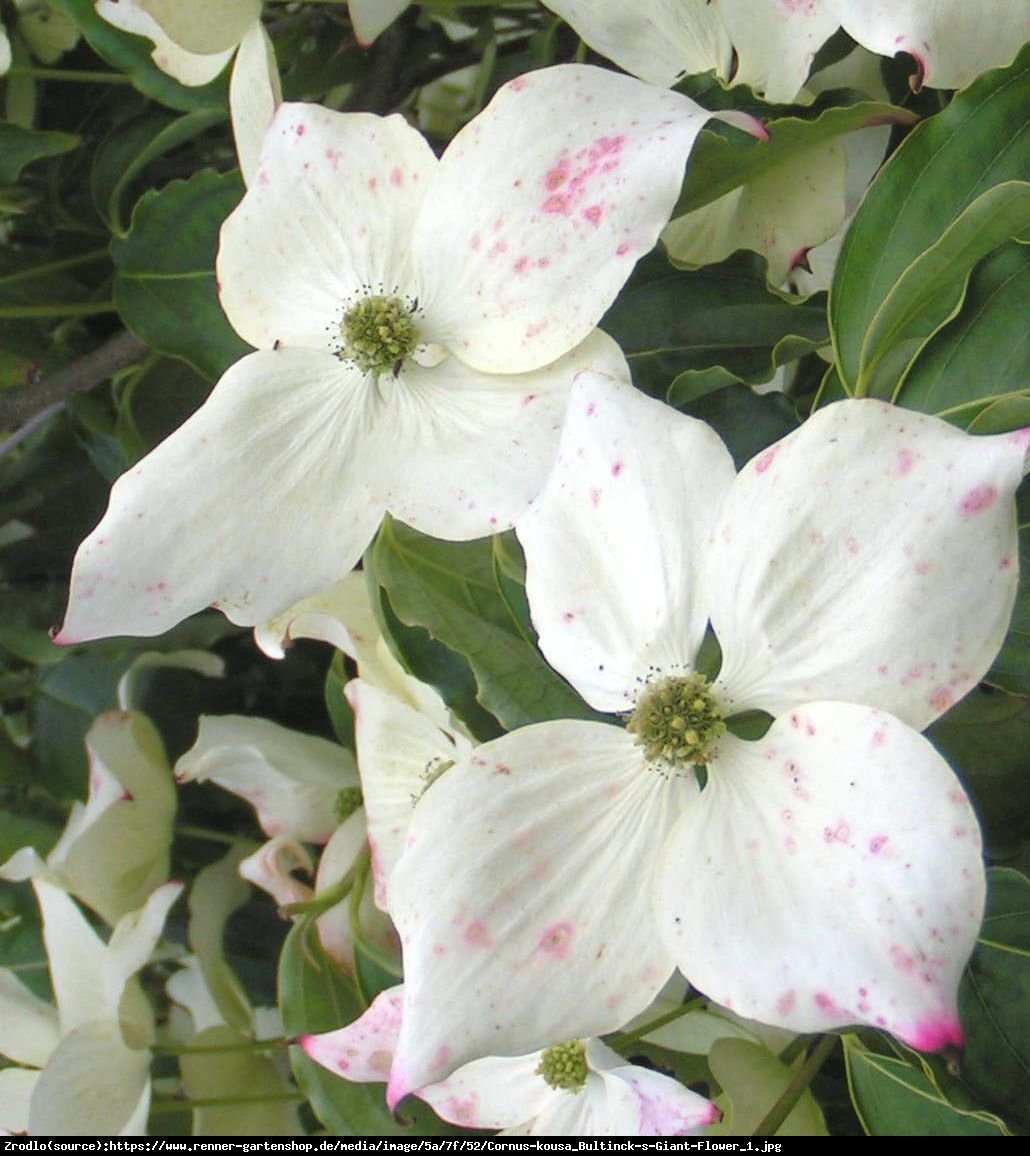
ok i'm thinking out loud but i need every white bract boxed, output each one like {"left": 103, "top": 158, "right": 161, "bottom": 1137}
{"left": 302, "top": 984, "right": 719, "bottom": 1136}
{"left": 0, "top": 881, "right": 181, "bottom": 1135}
{"left": 95, "top": 0, "right": 278, "bottom": 182}
{"left": 175, "top": 714, "right": 358, "bottom": 843}
{"left": 95, "top": 0, "right": 257, "bottom": 84}
{"left": 382, "top": 374, "right": 1027, "bottom": 1097}
{"left": 57, "top": 64, "right": 727, "bottom": 644}
{"left": 349, "top": 0, "right": 411, "bottom": 46}
{"left": 543, "top": 1, "right": 1029, "bottom": 97}
{"left": 0, "top": 711, "right": 175, "bottom": 926}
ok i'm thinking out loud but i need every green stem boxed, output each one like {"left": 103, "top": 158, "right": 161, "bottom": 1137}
{"left": 606, "top": 999, "right": 704, "bottom": 1051}
{"left": 0, "top": 301, "right": 117, "bottom": 320}
{"left": 153, "top": 1036, "right": 289, "bottom": 1057}
{"left": 0, "top": 249, "right": 109, "bottom": 287}
{"left": 6, "top": 66, "right": 132, "bottom": 84}
{"left": 281, "top": 849, "right": 364, "bottom": 919}
{"left": 174, "top": 824, "right": 261, "bottom": 851}
{"left": 150, "top": 1091, "right": 305, "bottom": 1115}
{"left": 751, "top": 1033, "right": 838, "bottom": 1138}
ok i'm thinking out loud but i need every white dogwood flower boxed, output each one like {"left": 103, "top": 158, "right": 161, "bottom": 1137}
{"left": 57, "top": 65, "right": 727, "bottom": 644}
{"left": 543, "top": 1, "right": 1027, "bottom": 98}
{"left": 382, "top": 374, "right": 1026, "bottom": 1098}
{"left": 302, "top": 985, "right": 719, "bottom": 1136}
{"left": 0, "top": 881, "right": 181, "bottom": 1135}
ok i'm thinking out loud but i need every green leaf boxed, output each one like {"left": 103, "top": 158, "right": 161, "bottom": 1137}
{"left": 112, "top": 169, "right": 250, "bottom": 380}
{"left": 91, "top": 107, "right": 227, "bottom": 236}
{"left": 677, "top": 93, "right": 917, "bottom": 215}
{"left": 709, "top": 1038, "right": 828, "bottom": 1136}
{"left": 178, "top": 1024, "right": 302, "bottom": 1136}
{"left": 366, "top": 519, "right": 603, "bottom": 733}
{"left": 674, "top": 382, "right": 801, "bottom": 471}
{"left": 959, "top": 867, "right": 1030, "bottom": 1131}
{"left": 0, "top": 122, "right": 79, "bottom": 183}
{"left": 894, "top": 241, "right": 1030, "bottom": 426}
{"left": 844, "top": 1037, "right": 1008, "bottom": 1135}
{"left": 831, "top": 45, "right": 1030, "bottom": 396}
{"left": 53, "top": 0, "right": 228, "bottom": 111}
{"left": 855, "top": 182, "right": 1030, "bottom": 398}
{"left": 372, "top": 585, "right": 502, "bottom": 743}
{"left": 927, "top": 687, "right": 1030, "bottom": 852}
{"left": 278, "top": 922, "right": 454, "bottom": 1136}
{"left": 986, "top": 483, "right": 1030, "bottom": 695}
{"left": 602, "top": 251, "right": 828, "bottom": 400}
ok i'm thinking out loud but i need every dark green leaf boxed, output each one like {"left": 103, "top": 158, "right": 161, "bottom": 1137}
{"left": 894, "top": 241, "right": 1030, "bottom": 425}
{"left": 927, "top": 687, "right": 1030, "bottom": 852}
{"left": 112, "top": 169, "right": 250, "bottom": 380}
{"left": 855, "top": 183, "right": 1030, "bottom": 399}
{"left": 674, "top": 383, "right": 801, "bottom": 471}
{"left": 985, "top": 482, "right": 1030, "bottom": 695}
{"left": 0, "top": 122, "right": 79, "bottom": 183}
{"left": 678, "top": 93, "right": 917, "bottom": 215}
{"left": 91, "top": 107, "right": 227, "bottom": 236}
{"left": 845, "top": 1037, "right": 1008, "bottom": 1135}
{"left": 278, "top": 922, "right": 454, "bottom": 1135}
{"left": 602, "top": 251, "right": 827, "bottom": 399}
{"left": 367, "top": 518, "right": 603, "bottom": 733}
{"left": 831, "top": 45, "right": 1030, "bottom": 396}
{"left": 959, "top": 867, "right": 1030, "bottom": 1131}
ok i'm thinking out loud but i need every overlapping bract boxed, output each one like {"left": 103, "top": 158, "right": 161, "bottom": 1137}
{"left": 380, "top": 374, "right": 1025, "bottom": 1097}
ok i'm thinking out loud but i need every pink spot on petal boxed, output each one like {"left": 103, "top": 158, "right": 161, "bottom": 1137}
{"left": 295, "top": 124, "right": 305, "bottom": 137}
{"left": 813, "top": 991, "right": 844, "bottom": 1017}
{"left": 611, "top": 460, "right": 624, "bottom": 477}
{"left": 960, "top": 484, "right": 998, "bottom": 517}
{"left": 776, "top": 990, "right": 796, "bottom": 1015}
{"left": 847, "top": 536, "right": 860, "bottom": 554}
{"left": 464, "top": 920, "right": 493, "bottom": 948}
{"left": 897, "top": 448, "right": 919, "bottom": 475}
{"left": 589, "top": 487, "right": 601, "bottom": 507}
{"left": 562, "top": 611, "right": 575, "bottom": 622}
{"left": 582, "top": 204, "right": 603, "bottom": 226}
{"left": 390, "top": 167, "right": 404, "bottom": 187}
{"left": 869, "top": 835, "right": 889, "bottom": 854}
{"left": 616, "top": 241, "right": 632, "bottom": 257}
{"left": 890, "top": 944, "right": 917, "bottom": 974}
{"left": 930, "top": 687, "right": 954, "bottom": 713}
{"left": 513, "top": 255, "right": 530, "bottom": 276}
{"left": 539, "top": 921, "right": 574, "bottom": 960}
{"left": 755, "top": 445, "right": 780, "bottom": 474}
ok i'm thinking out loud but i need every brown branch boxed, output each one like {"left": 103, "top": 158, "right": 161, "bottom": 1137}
{"left": 0, "top": 330, "right": 148, "bottom": 431}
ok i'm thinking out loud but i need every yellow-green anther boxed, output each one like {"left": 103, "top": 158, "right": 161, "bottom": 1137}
{"left": 536, "top": 1040, "right": 588, "bottom": 1093}
{"left": 627, "top": 672, "right": 725, "bottom": 769}
{"left": 341, "top": 294, "right": 419, "bottom": 375}
{"left": 335, "top": 786, "right": 363, "bottom": 821}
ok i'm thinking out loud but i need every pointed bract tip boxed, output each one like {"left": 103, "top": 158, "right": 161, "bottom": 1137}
{"left": 385, "top": 1068, "right": 410, "bottom": 1112}
{"left": 50, "top": 624, "right": 77, "bottom": 647}
{"left": 906, "top": 1015, "right": 964, "bottom": 1053}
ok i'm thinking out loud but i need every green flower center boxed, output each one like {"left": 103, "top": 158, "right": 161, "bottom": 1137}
{"left": 341, "top": 294, "right": 419, "bottom": 375}
{"left": 536, "top": 1040, "right": 588, "bottom": 1093}
{"left": 627, "top": 672, "right": 725, "bottom": 769}
{"left": 335, "top": 786, "right": 363, "bottom": 821}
